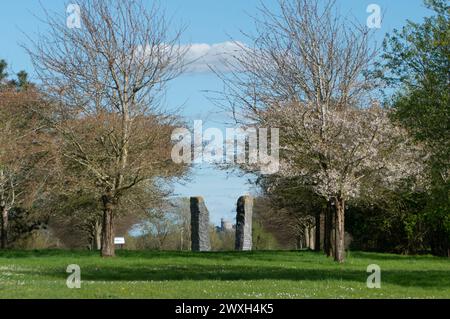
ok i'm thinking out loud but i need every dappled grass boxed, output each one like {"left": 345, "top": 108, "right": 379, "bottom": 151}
{"left": 0, "top": 250, "right": 449, "bottom": 298}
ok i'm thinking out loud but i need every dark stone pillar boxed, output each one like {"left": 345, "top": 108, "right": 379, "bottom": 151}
{"left": 190, "top": 197, "right": 211, "bottom": 252}
{"left": 235, "top": 195, "right": 253, "bottom": 251}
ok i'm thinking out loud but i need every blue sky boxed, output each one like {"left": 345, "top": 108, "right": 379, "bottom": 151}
{"left": 0, "top": 0, "right": 433, "bottom": 226}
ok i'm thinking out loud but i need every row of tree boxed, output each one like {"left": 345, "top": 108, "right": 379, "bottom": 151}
{"left": 0, "top": 0, "right": 447, "bottom": 261}
{"left": 214, "top": 0, "right": 449, "bottom": 261}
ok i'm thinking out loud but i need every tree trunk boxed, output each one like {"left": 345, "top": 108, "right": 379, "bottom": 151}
{"left": 315, "top": 211, "right": 321, "bottom": 252}
{"left": 1, "top": 205, "right": 8, "bottom": 249}
{"left": 101, "top": 194, "right": 115, "bottom": 257}
{"left": 324, "top": 201, "right": 333, "bottom": 257}
{"left": 95, "top": 219, "right": 102, "bottom": 251}
{"left": 296, "top": 235, "right": 302, "bottom": 250}
{"left": 180, "top": 229, "right": 184, "bottom": 251}
{"left": 309, "top": 226, "right": 315, "bottom": 250}
{"left": 334, "top": 196, "right": 345, "bottom": 263}
{"left": 305, "top": 225, "right": 310, "bottom": 249}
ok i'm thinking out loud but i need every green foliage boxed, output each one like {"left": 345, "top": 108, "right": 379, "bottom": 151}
{"left": 210, "top": 228, "right": 235, "bottom": 251}
{"left": 16, "top": 71, "right": 29, "bottom": 90}
{"left": 381, "top": 0, "right": 449, "bottom": 88}
{"left": 346, "top": 189, "right": 447, "bottom": 255}
{"left": 0, "top": 59, "right": 7, "bottom": 81}
{"left": 253, "top": 221, "right": 279, "bottom": 250}
{"left": 381, "top": 0, "right": 449, "bottom": 157}
{"left": 7, "top": 207, "right": 49, "bottom": 248}
{"left": 379, "top": 0, "right": 450, "bottom": 257}
{"left": 0, "top": 59, "right": 31, "bottom": 90}
{"left": 11, "top": 229, "right": 59, "bottom": 249}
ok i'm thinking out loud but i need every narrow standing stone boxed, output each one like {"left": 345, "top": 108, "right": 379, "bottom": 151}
{"left": 190, "top": 197, "right": 211, "bottom": 252}
{"left": 235, "top": 195, "right": 253, "bottom": 251}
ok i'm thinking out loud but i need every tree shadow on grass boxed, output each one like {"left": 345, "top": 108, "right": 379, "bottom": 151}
{"left": 349, "top": 251, "right": 450, "bottom": 262}
{"left": 0, "top": 249, "right": 99, "bottom": 259}
{"left": 0, "top": 250, "right": 276, "bottom": 259}
{"left": 18, "top": 264, "right": 450, "bottom": 289}
{"left": 2, "top": 249, "right": 448, "bottom": 263}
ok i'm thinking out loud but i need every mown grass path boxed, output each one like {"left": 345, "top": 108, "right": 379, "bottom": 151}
{"left": 0, "top": 250, "right": 448, "bottom": 298}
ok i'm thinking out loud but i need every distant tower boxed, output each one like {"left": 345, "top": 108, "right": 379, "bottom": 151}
{"left": 220, "top": 218, "right": 233, "bottom": 232}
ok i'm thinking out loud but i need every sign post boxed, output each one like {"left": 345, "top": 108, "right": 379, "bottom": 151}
{"left": 114, "top": 237, "right": 125, "bottom": 249}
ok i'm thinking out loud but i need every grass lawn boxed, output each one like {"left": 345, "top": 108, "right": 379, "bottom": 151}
{"left": 0, "top": 250, "right": 449, "bottom": 299}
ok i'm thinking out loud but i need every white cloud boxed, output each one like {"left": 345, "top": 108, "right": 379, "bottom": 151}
{"left": 182, "top": 41, "right": 246, "bottom": 74}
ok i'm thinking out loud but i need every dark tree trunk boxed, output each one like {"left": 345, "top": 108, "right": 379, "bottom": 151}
{"left": 429, "top": 225, "right": 450, "bottom": 257}
{"left": 101, "top": 194, "right": 115, "bottom": 257}
{"left": 334, "top": 196, "right": 345, "bottom": 263}
{"left": 296, "top": 235, "right": 302, "bottom": 250}
{"left": 1, "top": 205, "right": 8, "bottom": 249}
{"left": 324, "top": 201, "right": 333, "bottom": 257}
{"left": 315, "top": 211, "right": 321, "bottom": 252}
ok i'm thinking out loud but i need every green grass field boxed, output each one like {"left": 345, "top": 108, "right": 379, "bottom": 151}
{"left": 0, "top": 250, "right": 449, "bottom": 299}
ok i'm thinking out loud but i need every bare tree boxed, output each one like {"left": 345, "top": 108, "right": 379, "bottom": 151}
{"left": 26, "top": 0, "right": 188, "bottom": 257}
{"left": 215, "top": 0, "right": 379, "bottom": 122}
{"left": 215, "top": 0, "right": 424, "bottom": 262}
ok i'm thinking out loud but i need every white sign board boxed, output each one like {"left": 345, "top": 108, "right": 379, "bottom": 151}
{"left": 114, "top": 237, "right": 125, "bottom": 245}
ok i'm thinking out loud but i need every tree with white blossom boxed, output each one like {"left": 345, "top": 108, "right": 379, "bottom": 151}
{"left": 215, "top": 0, "right": 426, "bottom": 262}
{"left": 265, "top": 103, "right": 425, "bottom": 262}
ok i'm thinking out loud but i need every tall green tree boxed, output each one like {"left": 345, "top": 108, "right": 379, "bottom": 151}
{"left": 380, "top": 0, "right": 449, "bottom": 256}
